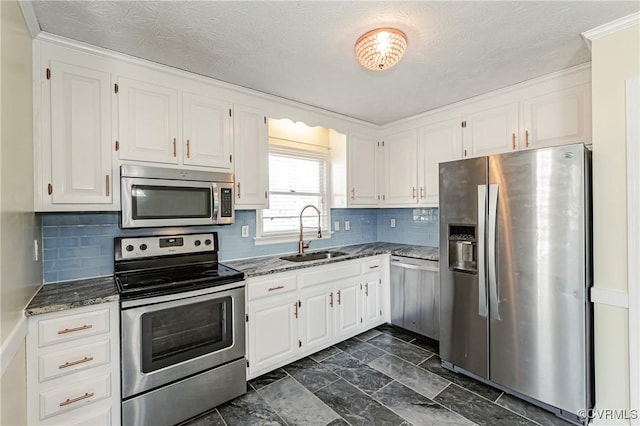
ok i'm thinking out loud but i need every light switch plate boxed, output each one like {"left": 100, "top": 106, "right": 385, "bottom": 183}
{"left": 241, "top": 225, "right": 249, "bottom": 238}
{"left": 344, "top": 221, "right": 350, "bottom": 231}
{"left": 334, "top": 221, "right": 340, "bottom": 231}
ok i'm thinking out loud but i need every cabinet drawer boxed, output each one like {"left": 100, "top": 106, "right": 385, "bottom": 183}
{"left": 38, "top": 308, "right": 110, "bottom": 348}
{"left": 363, "top": 258, "right": 382, "bottom": 272}
{"left": 39, "top": 340, "right": 110, "bottom": 382}
{"left": 301, "top": 262, "right": 361, "bottom": 288}
{"left": 39, "top": 374, "right": 111, "bottom": 420}
{"left": 248, "top": 275, "right": 297, "bottom": 300}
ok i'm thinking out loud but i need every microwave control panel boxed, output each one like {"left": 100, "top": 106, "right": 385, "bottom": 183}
{"left": 220, "top": 188, "right": 233, "bottom": 217}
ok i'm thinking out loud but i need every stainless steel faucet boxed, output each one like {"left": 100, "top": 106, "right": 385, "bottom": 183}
{"left": 298, "top": 204, "right": 322, "bottom": 254}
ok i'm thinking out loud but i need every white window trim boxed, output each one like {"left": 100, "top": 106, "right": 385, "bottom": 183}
{"left": 255, "top": 146, "right": 332, "bottom": 246}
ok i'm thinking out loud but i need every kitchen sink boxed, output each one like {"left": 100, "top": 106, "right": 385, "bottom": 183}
{"left": 280, "top": 250, "right": 348, "bottom": 263}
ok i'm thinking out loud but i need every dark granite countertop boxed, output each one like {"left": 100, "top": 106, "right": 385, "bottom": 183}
{"left": 25, "top": 276, "right": 119, "bottom": 316}
{"left": 224, "top": 242, "right": 438, "bottom": 278}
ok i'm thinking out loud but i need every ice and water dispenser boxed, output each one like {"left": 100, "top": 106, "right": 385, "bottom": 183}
{"left": 448, "top": 225, "right": 477, "bottom": 274}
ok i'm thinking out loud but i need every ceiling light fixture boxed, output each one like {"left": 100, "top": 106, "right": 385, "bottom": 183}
{"left": 355, "top": 28, "right": 407, "bottom": 71}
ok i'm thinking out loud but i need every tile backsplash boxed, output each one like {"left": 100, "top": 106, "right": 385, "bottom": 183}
{"left": 41, "top": 208, "right": 438, "bottom": 283}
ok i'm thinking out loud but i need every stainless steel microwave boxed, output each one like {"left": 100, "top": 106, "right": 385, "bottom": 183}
{"left": 120, "top": 165, "right": 234, "bottom": 228}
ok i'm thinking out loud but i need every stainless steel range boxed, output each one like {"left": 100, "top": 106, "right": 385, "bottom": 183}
{"left": 115, "top": 232, "right": 246, "bottom": 426}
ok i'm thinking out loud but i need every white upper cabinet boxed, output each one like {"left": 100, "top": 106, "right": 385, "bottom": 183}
{"left": 522, "top": 84, "right": 591, "bottom": 149}
{"left": 34, "top": 43, "right": 118, "bottom": 211}
{"left": 383, "top": 130, "right": 418, "bottom": 206}
{"left": 233, "top": 104, "right": 269, "bottom": 209}
{"left": 417, "top": 118, "right": 463, "bottom": 206}
{"left": 50, "top": 61, "right": 113, "bottom": 205}
{"left": 182, "top": 92, "right": 232, "bottom": 169}
{"left": 461, "top": 72, "right": 591, "bottom": 159}
{"left": 348, "top": 131, "right": 380, "bottom": 206}
{"left": 463, "top": 102, "right": 519, "bottom": 158}
{"left": 117, "top": 77, "right": 179, "bottom": 164}
{"left": 116, "top": 75, "right": 232, "bottom": 171}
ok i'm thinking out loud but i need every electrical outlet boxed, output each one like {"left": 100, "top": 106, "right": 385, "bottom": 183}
{"left": 390, "top": 218, "right": 396, "bottom": 228}
{"left": 241, "top": 225, "right": 249, "bottom": 238}
{"left": 334, "top": 221, "right": 340, "bottom": 231}
{"left": 344, "top": 221, "right": 350, "bottom": 231}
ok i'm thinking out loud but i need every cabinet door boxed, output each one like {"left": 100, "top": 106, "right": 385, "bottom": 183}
{"left": 522, "top": 84, "right": 591, "bottom": 149}
{"left": 299, "top": 284, "right": 333, "bottom": 354}
{"left": 117, "top": 77, "right": 179, "bottom": 164}
{"left": 233, "top": 105, "right": 269, "bottom": 209}
{"left": 463, "top": 103, "right": 519, "bottom": 157}
{"left": 418, "top": 118, "right": 463, "bottom": 205}
{"left": 383, "top": 130, "right": 418, "bottom": 205}
{"left": 348, "top": 131, "right": 380, "bottom": 206}
{"left": 247, "top": 294, "right": 298, "bottom": 376}
{"left": 335, "top": 277, "right": 362, "bottom": 338}
{"left": 49, "top": 60, "right": 113, "bottom": 205}
{"left": 362, "top": 272, "right": 382, "bottom": 327}
{"left": 182, "top": 92, "right": 232, "bottom": 169}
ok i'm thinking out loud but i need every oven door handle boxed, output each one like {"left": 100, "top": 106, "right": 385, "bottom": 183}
{"left": 120, "top": 281, "right": 245, "bottom": 309}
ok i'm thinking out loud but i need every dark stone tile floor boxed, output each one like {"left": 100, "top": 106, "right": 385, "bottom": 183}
{"left": 181, "top": 325, "right": 571, "bottom": 426}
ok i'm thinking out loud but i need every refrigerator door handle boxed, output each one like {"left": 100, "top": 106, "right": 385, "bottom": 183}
{"left": 488, "top": 183, "right": 500, "bottom": 320}
{"left": 477, "top": 184, "right": 488, "bottom": 318}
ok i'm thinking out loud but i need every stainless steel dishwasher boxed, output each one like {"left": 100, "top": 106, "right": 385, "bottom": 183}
{"left": 390, "top": 256, "right": 440, "bottom": 340}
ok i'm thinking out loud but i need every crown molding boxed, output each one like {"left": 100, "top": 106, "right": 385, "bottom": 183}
{"left": 581, "top": 12, "right": 640, "bottom": 51}
{"left": 18, "top": 1, "right": 40, "bottom": 39}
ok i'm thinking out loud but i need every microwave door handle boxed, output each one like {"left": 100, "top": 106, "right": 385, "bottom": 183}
{"left": 212, "top": 184, "right": 219, "bottom": 221}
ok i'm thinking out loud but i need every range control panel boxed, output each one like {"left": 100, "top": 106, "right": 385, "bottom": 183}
{"left": 118, "top": 233, "right": 216, "bottom": 259}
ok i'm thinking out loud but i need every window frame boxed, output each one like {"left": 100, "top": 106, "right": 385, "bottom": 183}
{"left": 255, "top": 145, "right": 332, "bottom": 246}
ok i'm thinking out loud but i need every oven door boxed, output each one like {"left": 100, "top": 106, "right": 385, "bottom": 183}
{"left": 121, "top": 283, "right": 245, "bottom": 398}
{"left": 121, "top": 176, "right": 219, "bottom": 228}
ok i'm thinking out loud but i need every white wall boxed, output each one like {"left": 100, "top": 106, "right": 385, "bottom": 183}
{"left": 591, "top": 22, "right": 640, "bottom": 423}
{"left": 0, "top": 0, "right": 41, "bottom": 424}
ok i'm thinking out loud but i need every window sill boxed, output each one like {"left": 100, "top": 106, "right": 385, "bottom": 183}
{"left": 254, "top": 231, "right": 332, "bottom": 246}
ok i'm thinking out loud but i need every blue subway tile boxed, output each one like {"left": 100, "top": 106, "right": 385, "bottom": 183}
{"left": 43, "top": 237, "right": 79, "bottom": 249}
{"left": 43, "top": 272, "right": 58, "bottom": 284}
{"left": 58, "top": 267, "right": 103, "bottom": 282}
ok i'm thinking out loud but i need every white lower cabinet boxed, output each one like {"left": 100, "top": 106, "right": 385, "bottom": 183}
{"left": 247, "top": 291, "right": 298, "bottom": 375}
{"left": 26, "top": 302, "right": 120, "bottom": 426}
{"left": 334, "top": 277, "right": 362, "bottom": 339}
{"left": 246, "top": 255, "right": 389, "bottom": 379}
{"left": 299, "top": 283, "right": 334, "bottom": 354}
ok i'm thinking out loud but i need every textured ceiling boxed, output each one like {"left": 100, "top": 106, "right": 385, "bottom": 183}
{"left": 28, "top": 1, "right": 640, "bottom": 125}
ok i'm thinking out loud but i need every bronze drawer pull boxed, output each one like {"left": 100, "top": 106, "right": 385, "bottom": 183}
{"left": 58, "top": 356, "right": 93, "bottom": 369}
{"left": 268, "top": 285, "right": 284, "bottom": 292}
{"left": 59, "top": 392, "right": 94, "bottom": 407}
{"left": 57, "top": 324, "right": 93, "bottom": 335}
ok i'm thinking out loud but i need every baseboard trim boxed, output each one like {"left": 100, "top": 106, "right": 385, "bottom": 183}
{"left": 0, "top": 316, "right": 27, "bottom": 376}
{"left": 590, "top": 287, "right": 629, "bottom": 309}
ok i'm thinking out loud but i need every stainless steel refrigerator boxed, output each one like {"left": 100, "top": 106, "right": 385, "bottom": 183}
{"left": 438, "top": 143, "right": 593, "bottom": 424}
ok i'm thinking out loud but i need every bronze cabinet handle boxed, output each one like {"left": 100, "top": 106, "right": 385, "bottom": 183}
{"left": 337, "top": 290, "right": 341, "bottom": 305}
{"left": 525, "top": 130, "right": 530, "bottom": 147}
{"left": 351, "top": 188, "right": 355, "bottom": 200}
{"left": 365, "top": 283, "right": 369, "bottom": 296}
{"left": 512, "top": 133, "right": 516, "bottom": 150}
{"left": 59, "top": 392, "right": 94, "bottom": 407}
{"left": 186, "top": 139, "right": 191, "bottom": 158}
{"left": 267, "top": 285, "right": 284, "bottom": 292}
{"left": 237, "top": 182, "right": 241, "bottom": 198}
{"left": 173, "top": 138, "right": 177, "bottom": 157}
{"left": 329, "top": 292, "right": 334, "bottom": 307}
{"left": 57, "top": 324, "right": 93, "bottom": 335}
{"left": 58, "top": 356, "right": 94, "bottom": 369}
{"left": 412, "top": 187, "right": 416, "bottom": 199}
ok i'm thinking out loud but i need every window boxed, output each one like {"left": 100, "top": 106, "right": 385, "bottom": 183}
{"left": 257, "top": 147, "right": 330, "bottom": 243}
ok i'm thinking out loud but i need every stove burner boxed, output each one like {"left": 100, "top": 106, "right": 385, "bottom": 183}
{"left": 114, "top": 233, "right": 244, "bottom": 300}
